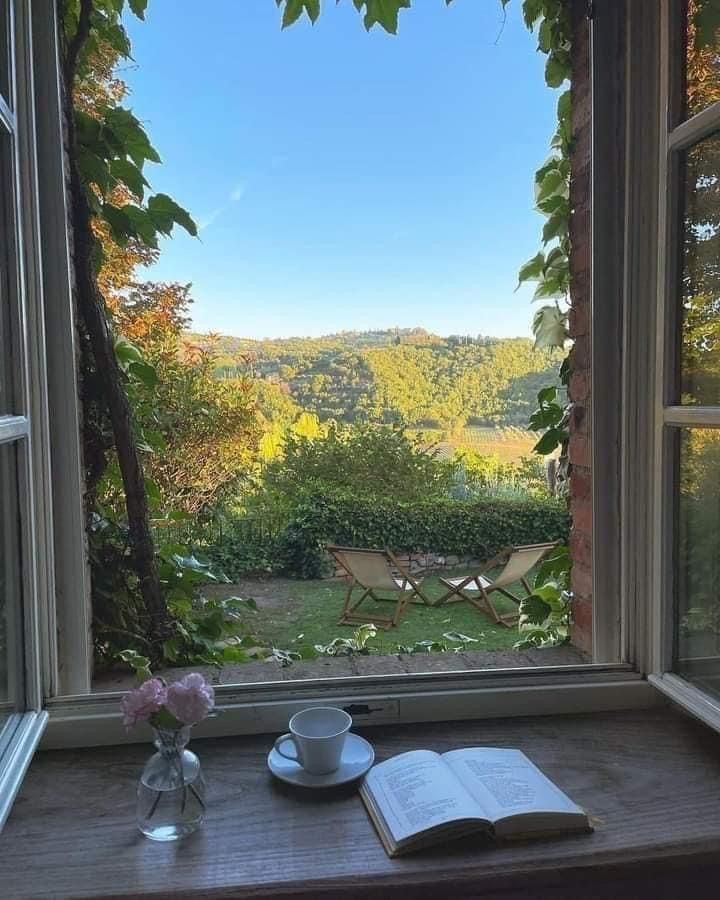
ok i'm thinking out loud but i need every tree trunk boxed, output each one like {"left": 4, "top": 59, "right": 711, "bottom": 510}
{"left": 61, "top": 0, "right": 173, "bottom": 644}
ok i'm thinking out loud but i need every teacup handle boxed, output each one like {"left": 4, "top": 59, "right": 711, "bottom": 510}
{"left": 274, "top": 733, "right": 302, "bottom": 764}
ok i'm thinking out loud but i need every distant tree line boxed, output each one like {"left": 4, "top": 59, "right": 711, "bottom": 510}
{"left": 200, "top": 330, "right": 563, "bottom": 431}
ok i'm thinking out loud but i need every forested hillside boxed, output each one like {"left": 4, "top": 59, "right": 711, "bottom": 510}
{"left": 188, "top": 328, "right": 563, "bottom": 430}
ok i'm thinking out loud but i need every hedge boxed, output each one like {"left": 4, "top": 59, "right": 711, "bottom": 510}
{"left": 275, "top": 493, "right": 570, "bottom": 578}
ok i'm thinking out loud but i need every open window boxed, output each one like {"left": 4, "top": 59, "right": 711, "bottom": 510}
{"left": 13, "top": 0, "right": 720, "bottom": 827}
{"left": 648, "top": 0, "right": 720, "bottom": 728}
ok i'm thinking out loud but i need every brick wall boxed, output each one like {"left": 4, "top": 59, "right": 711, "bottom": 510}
{"left": 568, "top": 2, "right": 592, "bottom": 653}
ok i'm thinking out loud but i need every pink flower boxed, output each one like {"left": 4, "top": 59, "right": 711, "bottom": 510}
{"left": 165, "top": 673, "right": 215, "bottom": 725}
{"left": 120, "top": 678, "right": 167, "bottom": 729}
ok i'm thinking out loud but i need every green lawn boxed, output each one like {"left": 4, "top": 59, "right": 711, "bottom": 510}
{"left": 251, "top": 570, "right": 533, "bottom": 655}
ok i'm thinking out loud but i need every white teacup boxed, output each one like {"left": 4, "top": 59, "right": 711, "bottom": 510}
{"left": 273, "top": 707, "right": 352, "bottom": 775}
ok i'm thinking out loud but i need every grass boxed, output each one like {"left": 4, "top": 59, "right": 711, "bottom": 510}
{"left": 251, "top": 569, "right": 535, "bottom": 655}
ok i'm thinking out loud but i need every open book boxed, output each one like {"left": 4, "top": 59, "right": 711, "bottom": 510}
{"left": 360, "top": 748, "right": 591, "bottom": 857}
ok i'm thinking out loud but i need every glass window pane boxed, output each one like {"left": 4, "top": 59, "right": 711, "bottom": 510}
{"left": 678, "top": 132, "right": 720, "bottom": 405}
{"left": 682, "top": 0, "right": 720, "bottom": 122}
{"left": 675, "top": 427, "right": 720, "bottom": 699}
{"left": 0, "top": 440, "right": 24, "bottom": 729}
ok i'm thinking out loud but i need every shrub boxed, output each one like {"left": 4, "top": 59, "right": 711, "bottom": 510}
{"left": 205, "top": 517, "right": 282, "bottom": 581}
{"left": 275, "top": 492, "right": 570, "bottom": 579}
{"left": 258, "top": 422, "right": 457, "bottom": 515}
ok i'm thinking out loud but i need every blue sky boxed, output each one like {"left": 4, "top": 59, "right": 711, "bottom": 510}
{"left": 124, "top": 1, "right": 557, "bottom": 340}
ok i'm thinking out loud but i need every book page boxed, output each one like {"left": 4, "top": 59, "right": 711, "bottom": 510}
{"left": 441, "top": 748, "right": 584, "bottom": 824}
{"left": 362, "top": 750, "right": 486, "bottom": 843}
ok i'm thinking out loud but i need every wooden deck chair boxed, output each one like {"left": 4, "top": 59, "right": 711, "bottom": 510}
{"left": 328, "top": 545, "right": 431, "bottom": 630}
{"left": 436, "top": 542, "right": 560, "bottom": 627}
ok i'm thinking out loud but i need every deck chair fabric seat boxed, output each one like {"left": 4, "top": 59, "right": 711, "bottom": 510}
{"left": 437, "top": 542, "right": 559, "bottom": 627}
{"left": 328, "top": 545, "right": 431, "bottom": 630}
{"left": 440, "top": 574, "right": 492, "bottom": 592}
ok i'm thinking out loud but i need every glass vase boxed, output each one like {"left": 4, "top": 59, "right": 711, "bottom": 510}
{"left": 136, "top": 726, "right": 206, "bottom": 841}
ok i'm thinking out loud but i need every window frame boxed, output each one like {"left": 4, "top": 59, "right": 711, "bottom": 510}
{"left": 0, "top": 0, "right": 54, "bottom": 827}
{"left": 5, "top": 0, "right": 698, "bottom": 774}
{"left": 37, "top": 1, "right": 660, "bottom": 749}
{"left": 645, "top": 0, "right": 720, "bottom": 731}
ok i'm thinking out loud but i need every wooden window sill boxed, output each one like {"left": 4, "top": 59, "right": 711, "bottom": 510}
{"left": 2, "top": 707, "right": 720, "bottom": 899}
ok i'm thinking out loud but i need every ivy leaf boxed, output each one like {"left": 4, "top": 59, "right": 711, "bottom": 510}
{"left": 537, "top": 193, "right": 567, "bottom": 216}
{"left": 109, "top": 158, "right": 149, "bottom": 200}
{"left": 123, "top": 204, "right": 160, "bottom": 248}
{"left": 536, "top": 168, "right": 566, "bottom": 204}
{"left": 114, "top": 335, "right": 144, "bottom": 368}
{"left": 542, "top": 208, "right": 568, "bottom": 244}
{"left": 77, "top": 148, "right": 111, "bottom": 193}
{"left": 148, "top": 193, "right": 198, "bottom": 237}
{"left": 517, "top": 251, "right": 545, "bottom": 287}
{"left": 105, "top": 107, "right": 161, "bottom": 167}
{"left": 285, "top": 0, "right": 319, "bottom": 24}
{"left": 537, "top": 386, "right": 558, "bottom": 404}
{"left": 522, "top": 0, "right": 543, "bottom": 30}
{"left": 533, "top": 271, "right": 569, "bottom": 302}
{"left": 518, "top": 594, "right": 552, "bottom": 626}
{"left": 102, "top": 202, "right": 133, "bottom": 246}
{"left": 532, "top": 305, "right": 568, "bottom": 350}
{"left": 533, "top": 428, "right": 563, "bottom": 456}
{"left": 128, "top": 360, "right": 159, "bottom": 388}
{"left": 535, "top": 155, "right": 562, "bottom": 186}
{"left": 557, "top": 89, "right": 571, "bottom": 121}
{"left": 545, "top": 55, "right": 569, "bottom": 88}
{"left": 538, "top": 19, "right": 553, "bottom": 52}
{"left": 362, "top": 0, "right": 412, "bottom": 34}
{"left": 128, "top": 0, "right": 148, "bottom": 19}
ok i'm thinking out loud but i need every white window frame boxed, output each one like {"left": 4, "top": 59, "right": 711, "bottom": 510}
{"left": 11, "top": 1, "right": 705, "bottom": 781}
{"left": 646, "top": 0, "right": 720, "bottom": 732}
{"left": 0, "top": 0, "right": 53, "bottom": 826}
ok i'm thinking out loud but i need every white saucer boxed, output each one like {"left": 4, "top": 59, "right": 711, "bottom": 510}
{"left": 268, "top": 733, "right": 374, "bottom": 788}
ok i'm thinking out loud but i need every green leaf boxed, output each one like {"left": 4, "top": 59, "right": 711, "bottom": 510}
{"left": 535, "top": 155, "right": 562, "bottom": 186}
{"left": 533, "top": 427, "right": 564, "bottom": 456}
{"left": 517, "top": 251, "right": 545, "bottom": 286}
{"left": 105, "top": 107, "right": 161, "bottom": 167}
{"left": 518, "top": 594, "right": 552, "bottom": 626}
{"left": 537, "top": 386, "right": 558, "bottom": 404}
{"left": 538, "top": 19, "right": 552, "bottom": 53}
{"left": 77, "top": 148, "right": 111, "bottom": 193}
{"left": 128, "top": 0, "right": 148, "bottom": 19}
{"left": 102, "top": 203, "right": 133, "bottom": 246}
{"left": 536, "top": 168, "right": 566, "bottom": 203}
{"left": 281, "top": 0, "right": 305, "bottom": 27}
{"left": 145, "top": 478, "right": 162, "bottom": 505}
{"left": 522, "top": 0, "right": 543, "bottom": 29}
{"left": 109, "top": 158, "right": 149, "bottom": 200}
{"left": 128, "top": 360, "right": 158, "bottom": 388}
{"left": 123, "top": 204, "right": 160, "bottom": 248}
{"left": 148, "top": 193, "right": 198, "bottom": 237}
{"left": 542, "top": 209, "right": 568, "bottom": 244}
{"left": 557, "top": 89, "right": 571, "bottom": 121}
{"left": 363, "top": 0, "right": 411, "bottom": 34}
{"left": 537, "top": 194, "right": 566, "bottom": 216}
{"left": 545, "top": 55, "right": 569, "bottom": 88}
{"left": 532, "top": 305, "right": 568, "bottom": 350}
